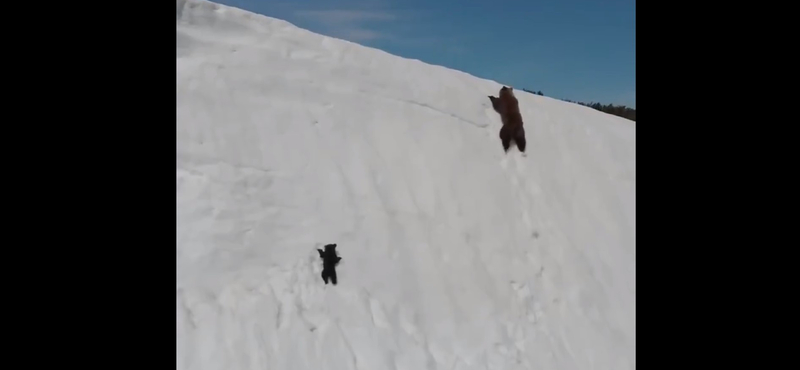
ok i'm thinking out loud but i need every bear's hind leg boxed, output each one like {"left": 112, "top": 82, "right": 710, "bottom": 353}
{"left": 515, "top": 127, "right": 526, "bottom": 153}
{"left": 499, "top": 126, "right": 512, "bottom": 152}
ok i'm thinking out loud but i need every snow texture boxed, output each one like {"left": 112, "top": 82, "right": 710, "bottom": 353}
{"left": 177, "top": 1, "right": 636, "bottom": 369}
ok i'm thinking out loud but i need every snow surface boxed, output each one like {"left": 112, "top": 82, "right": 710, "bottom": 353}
{"left": 177, "top": 1, "right": 636, "bottom": 369}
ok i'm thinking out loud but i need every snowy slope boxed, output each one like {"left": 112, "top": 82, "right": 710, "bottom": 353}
{"left": 176, "top": 1, "right": 636, "bottom": 369}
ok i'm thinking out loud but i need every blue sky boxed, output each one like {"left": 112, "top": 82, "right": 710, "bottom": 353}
{"left": 212, "top": 0, "right": 635, "bottom": 108}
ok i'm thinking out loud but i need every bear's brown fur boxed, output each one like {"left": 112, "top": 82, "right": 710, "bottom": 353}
{"left": 488, "top": 86, "right": 526, "bottom": 153}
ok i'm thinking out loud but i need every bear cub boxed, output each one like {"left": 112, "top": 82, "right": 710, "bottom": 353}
{"left": 317, "top": 243, "right": 342, "bottom": 285}
{"left": 488, "top": 86, "right": 526, "bottom": 153}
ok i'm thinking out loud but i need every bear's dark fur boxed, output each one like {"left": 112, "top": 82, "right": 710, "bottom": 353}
{"left": 317, "top": 243, "right": 342, "bottom": 285}
{"left": 488, "top": 86, "right": 526, "bottom": 153}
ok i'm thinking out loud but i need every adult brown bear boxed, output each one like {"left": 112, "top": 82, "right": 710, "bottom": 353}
{"left": 488, "top": 86, "right": 526, "bottom": 153}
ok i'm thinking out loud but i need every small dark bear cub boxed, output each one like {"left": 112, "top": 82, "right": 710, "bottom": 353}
{"left": 488, "top": 86, "right": 526, "bottom": 153}
{"left": 317, "top": 243, "right": 342, "bottom": 285}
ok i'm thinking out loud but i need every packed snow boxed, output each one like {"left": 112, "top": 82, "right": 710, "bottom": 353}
{"left": 176, "top": 0, "right": 636, "bottom": 369}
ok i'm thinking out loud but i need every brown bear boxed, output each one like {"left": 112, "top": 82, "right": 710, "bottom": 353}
{"left": 317, "top": 243, "right": 341, "bottom": 285}
{"left": 488, "top": 86, "right": 526, "bottom": 153}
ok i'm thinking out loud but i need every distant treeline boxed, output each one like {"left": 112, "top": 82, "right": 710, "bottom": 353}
{"left": 521, "top": 88, "right": 636, "bottom": 122}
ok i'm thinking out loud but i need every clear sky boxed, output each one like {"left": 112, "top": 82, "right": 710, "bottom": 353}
{"left": 210, "top": 0, "right": 635, "bottom": 108}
